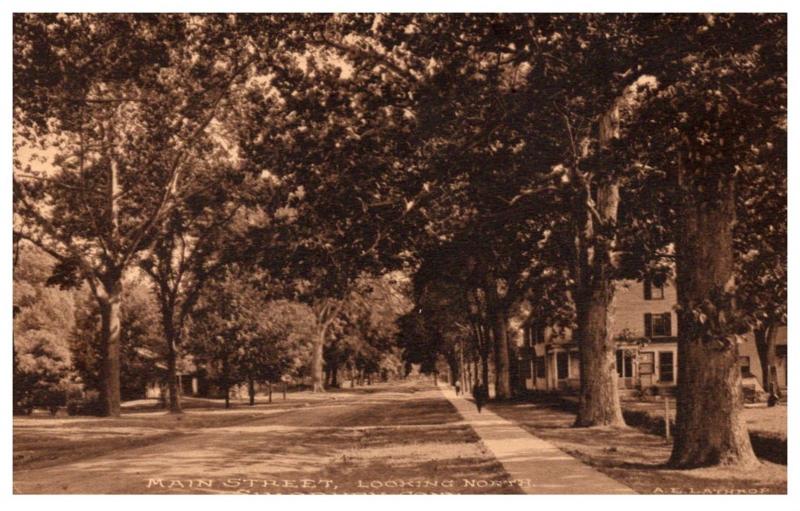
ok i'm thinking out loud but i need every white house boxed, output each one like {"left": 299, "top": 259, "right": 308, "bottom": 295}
{"left": 516, "top": 278, "right": 786, "bottom": 397}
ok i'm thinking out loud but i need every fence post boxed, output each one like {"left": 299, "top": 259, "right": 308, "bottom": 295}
{"left": 664, "top": 397, "right": 671, "bottom": 440}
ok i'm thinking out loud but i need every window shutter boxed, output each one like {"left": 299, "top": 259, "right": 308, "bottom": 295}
{"left": 644, "top": 313, "right": 653, "bottom": 337}
{"left": 663, "top": 313, "right": 672, "bottom": 336}
{"left": 644, "top": 279, "right": 652, "bottom": 300}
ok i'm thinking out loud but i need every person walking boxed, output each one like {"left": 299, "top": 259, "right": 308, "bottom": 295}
{"left": 454, "top": 380, "right": 461, "bottom": 396}
{"left": 473, "top": 383, "right": 487, "bottom": 413}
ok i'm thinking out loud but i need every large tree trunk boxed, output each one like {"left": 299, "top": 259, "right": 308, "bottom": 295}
{"left": 479, "top": 322, "right": 491, "bottom": 387}
{"left": 670, "top": 177, "right": 758, "bottom": 468}
{"left": 490, "top": 308, "right": 512, "bottom": 399}
{"left": 162, "top": 313, "right": 182, "bottom": 414}
{"left": 222, "top": 357, "right": 231, "bottom": 409}
{"left": 507, "top": 340, "right": 522, "bottom": 395}
{"left": 574, "top": 280, "right": 625, "bottom": 427}
{"left": 98, "top": 279, "right": 123, "bottom": 417}
{"left": 754, "top": 324, "right": 782, "bottom": 405}
{"left": 573, "top": 180, "right": 625, "bottom": 427}
{"left": 484, "top": 274, "right": 511, "bottom": 400}
{"left": 311, "top": 329, "right": 326, "bottom": 393}
{"left": 330, "top": 361, "right": 339, "bottom": 388}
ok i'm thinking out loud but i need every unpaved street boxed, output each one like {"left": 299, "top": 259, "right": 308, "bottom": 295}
{"left": 14, "top": 381, "right": 514, "bottom": 494}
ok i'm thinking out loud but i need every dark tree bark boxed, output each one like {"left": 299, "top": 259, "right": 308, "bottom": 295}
{"left": 97, "top": 277, "right": 123, "bottom": 417}
{"left": 574, "top": 278, "right": 624, "bottom": 427}
{"left": 670, "top": 177, "right": 758, "bottom": 468}
{"left": 479, "top": 322, "right": 491, "bottom": 388}
{"left": 158, "top": 381, "right": 168, "bottom": 409}
{"left": 222, "top": 358, "right": 231, "bottom": 409}
{"left": 484, "top": 273, "right": 512, "bottom": 400}
{"left": 572, "top": 180, "right": 625, "bottom": 427}
{"left": 449, "top": 347, "right": 461, "bottom": 389}
{"left": 491, "top": 309, "right": 511, "bottom": 399}
{"left": 311, "top": 329, "right": 326, "bottom": 393}
{"left": 248, "top": 378, "right": 256, "bottom": 406}
{"left": 508, "top": 340, "right": 522, "bottom": 395}
{"left": 310, "top": 298, "right": 346, "bottom": 393}
{"left": 161, "top": 307, "right": 182, "bottom": 414}
{"left": 330, "top": 361, "right": 339, "bottom": 388}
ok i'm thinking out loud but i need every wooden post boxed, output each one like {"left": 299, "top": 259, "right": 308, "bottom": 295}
{"left": 664, "top": 397, "right": 671, "bottom": 440}
{"left": 283, "top": 381, "right": 287, "bottom": 400}
{"left": 268, "top": 382, "right": 273, "bottom": 404}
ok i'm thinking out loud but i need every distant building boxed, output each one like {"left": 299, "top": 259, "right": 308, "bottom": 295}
{"left": 516, "top": 279, "right": 786, "bottom": 397}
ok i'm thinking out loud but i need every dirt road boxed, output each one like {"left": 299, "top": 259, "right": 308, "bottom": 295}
{"left": 14, "top": 381, "right": 514, "bottom": 494}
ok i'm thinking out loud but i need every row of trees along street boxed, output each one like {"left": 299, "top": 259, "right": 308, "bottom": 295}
{"left": 13, "top": 14, "right": 785, "bottom": 469}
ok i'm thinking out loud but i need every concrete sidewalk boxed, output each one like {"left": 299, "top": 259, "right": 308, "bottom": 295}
{"left": 439, "top": 385, "right": 636, "bottom": 494}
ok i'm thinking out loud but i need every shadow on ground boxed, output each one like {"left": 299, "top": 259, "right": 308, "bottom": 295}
{"left": 486, "top": 399, "right": 787, "bottom": 494}
{"left": 15, "top": 380, "right": 520, "bottom": 494}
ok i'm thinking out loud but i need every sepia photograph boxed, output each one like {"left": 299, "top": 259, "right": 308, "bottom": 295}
{"left": 7, "top": 4, "right": 791, "bottom": 499}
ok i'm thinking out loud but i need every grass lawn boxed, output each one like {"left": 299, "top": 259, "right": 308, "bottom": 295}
{"left": 487, "top": 400, "right": 787, "bottom": 494}
{"left": 622, "top": 399, "right": 787, "bottom": 439}
{"left": 741, "top": 404, "right": 787, "bottom": 438}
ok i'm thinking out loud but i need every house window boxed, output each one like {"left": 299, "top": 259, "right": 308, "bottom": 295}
{"left": 535, "top": 357, "right": 546, "bottom": 378}
{"left": 739, "top": 356, "right": 752, "bottom": 377}
{"left": 639, "top": 352, "right": 655, "bottom": 375}
{"left": 556, "top": 352, "right": 569, "bottom": 380}
{"left": 616, "top": 350, "right": 634, "bottom": 378}
{"left": 644, "top": 279, "right": 665, "bottom": 300}
{"left": 645, "top": 312, "right": 672, "bottom": 337}
{"left": 658, "top": 352, "right": 675, "bottom": 383}
{"left": 532, "top": 324, "right": 546, "bottom": 344}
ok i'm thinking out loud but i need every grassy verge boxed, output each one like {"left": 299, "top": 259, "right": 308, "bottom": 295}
{"left": 486, "top": 399, "right": 787, "bottom": 494}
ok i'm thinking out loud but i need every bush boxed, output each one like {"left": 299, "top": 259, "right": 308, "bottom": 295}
{"left": 66, "top": 390, "right": 103, "bottom": 416}
{"left": 13, "top": 330, "right": 73, "bottom": 415}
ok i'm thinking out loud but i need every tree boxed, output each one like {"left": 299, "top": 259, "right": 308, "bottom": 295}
{"left": 626, "top": 14, "right": 786, "bottom": 467}
{"left": 13, "top": 243, "right": 77, "bottom": 414}
{"left": 70, "top": 276, "right": 165, "bottom": 404}
{"left": 13, "top": 14, "right": 272, "bottom": 415}
{"left": 399, "top": 243, "right": 480, "bottom": 385}
{"left": 735, "top": 163, "right": 786, "bottom": 404}
{"left": 239, "top": 299, "right": 316, "bottom": 404}
{"left": 188, "top": 273, "right": 251, "bottom": 408}
{"left": 140, "top": 160, "right": 264, "bottom": 413}
{"left": 326, "top": 274, "right": 411, "bottom": 386}
{"left": 188, "top": 271, "right": 315, "bottom": 407}
{"left": 237, "top": 20, "right": 420, "bottom": 391}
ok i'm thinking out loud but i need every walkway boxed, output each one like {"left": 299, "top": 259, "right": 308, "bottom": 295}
{"left": 439, "top": 385, "right": 636, "bottom": 494}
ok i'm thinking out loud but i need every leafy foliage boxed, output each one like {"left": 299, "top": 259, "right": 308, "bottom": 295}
{"left": 13, "top": 243, "right": 77, "bottom": 413}
{"left": 188, "top": 271, "right": 316, "bottom": 395}
{"left": 70, "top": 278, "right": 165, "bottom": 401}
